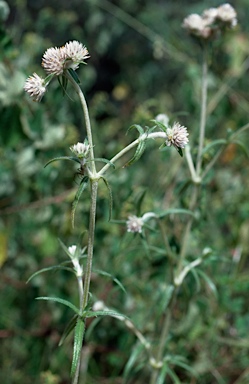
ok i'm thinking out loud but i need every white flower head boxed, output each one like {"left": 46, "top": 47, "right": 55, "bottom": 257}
{"left": 63, "top": 41, "right": 90, "bottom": 70}
{"left": 68, "top": 245, "right": 77, "bottom": 257}
{"left": 217, "top": 3, "right": 237, "bottom": 26}
{"left": 126, "top": 215, "right": 144, "bottom": 234}
{"left": 42, "top": 46, "right": 66, "bottom": 76}
{"left": 23, "top": 73, "right": 46, "bottom": 102}
{"left": 92, "top": 301, "right": 106, "bottom": 311}
{"left": 183, "top": 14, "right": 212, "bottom": 38}
{"left": 41, "top": 41, "right": 90, "bottom": 76}
{"left": 166, "top": 122, "right": 189, "bottom": 149}
{"left": 68, "top": 245, "right": 83, "bottom": 277}
{"left": 202, "top": 8, "right": 219, "bottom": 24}
{"left": 70, "top": 141, "right": 90, "bottom": 158}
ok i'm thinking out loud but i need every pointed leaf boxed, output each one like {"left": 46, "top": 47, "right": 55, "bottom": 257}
{"left": 158, "top": 363, "right": 169, "bottom": 384}
{"left": 175, "top": 146, "right": 183, "bottom": 157}
{"left": 68, "top": 68, "right": 81, "bottom": 84}
{"left": 100, "top": 176, "right": 113, "bottom": 221}
{"left": 91, "top": 158, "right": 115, "bottom": 168}
{"left": 196, "top": 269, "right": 218, "bottom": 297}
{"left": 36, "top": 297, "right": 80, "bottom": 315}
{"left": 232, "top": 139, "right": 249, "bottom": 158}
{"left": 123, "top": 343, "right": 145, "bottom": 379}
{"left": 123, "top": 139, "right": 147, "bottom": 168}
{"left": 166, "top": 367, "right": 181, "bottom": 384}
{"left": 26, "top": 265, "right": 74, "bottom": 283}
{"left": 93, "top": 269, "right": 126, "bottom": 293}
{"left": 71, "top": 176, "right": 89, "bottom": 228}
{"left": 127, "top": 124, "right": 144, "bottom": 136}
{"left": 44, "top": 156, "right": 80, "bottom": 168}
{"left": 59, "top": 314, "right": 78, "bottom": 346}
{"left": 84, "top": 310, "right": 129, "bottom": 320}
{"left": 202, "top": 139, "right": 227, "bottom": 155}
{"left": 71, "top": 318, "right": 85, "bottom": 377}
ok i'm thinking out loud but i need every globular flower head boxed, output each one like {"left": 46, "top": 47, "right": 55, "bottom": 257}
{"left": 182, "top": 14, "right": 212, "bottom": 38}
{"left": 126, "top": 215, "right": 144, "bottom": 234}
{"left": 217, "top": 3, "right": 237, "bottom": 26}
{"left": 42, "top": 46, "right": 66, "bottom": 76}
{"left": 165, "top": 122, "right": 189, "bottom": 149}
{"left": 42, "top": 41, "right": 90, "bottom": 76}
{"left": 70, "top": 141, "right": 90, "bottom": 159}
{"left": 183, "top": 4, "right": 238, "bottom": 39}
{"left": 23, "top": 73, "right": 46, "bottom": 102}
{"left": 63, "top": 40, "right": 90, "bottom": 70}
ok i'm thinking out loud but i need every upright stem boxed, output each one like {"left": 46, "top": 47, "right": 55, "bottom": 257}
{"left": 82, "top": 180, "right": 98, "bottom": 309}
{"left": 149, "top": 289, "right": 177, "bottom": 384}
{"left": 66, "top": 72, "right": 96, "bottom": 176}
{"left": 196, "top": 47, "right": 208, "bottom": 177}
{"left": 177, "top": 47, "right": 208, "bottom": 274}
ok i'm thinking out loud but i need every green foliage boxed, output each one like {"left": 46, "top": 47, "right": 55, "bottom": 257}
{"left": 1, "top": 0, "right": 249, "bottom": 383}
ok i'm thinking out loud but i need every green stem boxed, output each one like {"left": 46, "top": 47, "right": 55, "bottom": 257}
{"left": 66, "top": 72, "right": 96, "bottom": 176}
{"left": 98, "top": 132, "right": 167, "bottom": 176}
{"left": 196, "top": 47, "right": 208, "bottom": 177}
{"left": 149, "top": 289, "right": 177, "bottom": 384}
{"left": 82, "top": 180, "right": 98, "bottom": 309}
{"left": 177, "top": 47, "right": 208, "bottom": 274}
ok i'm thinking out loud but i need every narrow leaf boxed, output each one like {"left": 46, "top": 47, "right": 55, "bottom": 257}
{"left": 71, "top": 176, "right": 89, "bottom": 228}
{"left": 26, "top": 265, "right": 73, "bottom": 283}
{"left": 44, "top": 156, "right": 80, "bottom": 168}
{"left": 196, "top": 269, "right": 218, "bottom": 297}
{"left": 127, "top": 124, "right": 144, "bottom": 136}
{"left": 68, "top": 68, "right": 81, "bottom": 84}
{"left": 36, "top": 297, "right": 80, "bottom": 315}
{"left": 84, "top": 310, "right": 128, "bottom": 320}
{"left": 124, "top": 139, "right": 147, "bottom": 168}
{"left": 59, "top": 314, "right": 78, "bottom": 346}
{"left": 100, "top": 177, "right": 113, "bottom": 221}
{"left": 166, "top": 367, "right": 181, "bottom": 384}
{"left": 157, "top": 363, "right": 169, "bottom": 384}
{"left": 123, "top": 343, "right": 145, "bottom": 379}
{"left": 232, "top": 139, "right": 249, "bottom": 158}
{"left": 91, "top": 158, "right": 115, "bottom": 168}
{"left": 93, "top": 269, "right": 126, "bottom": 293}
{"left": 202, "top": 139, "right": 227, "bottom": 155}
{"left": 71, "top": 318, "right": 85, "bottom": 377}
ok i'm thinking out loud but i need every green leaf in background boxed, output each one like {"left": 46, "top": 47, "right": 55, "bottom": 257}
{"left": 26, "top": 264, "right": 74, "bottom": 283}
{"left": 93, "top": 268, "right": 126, "bottom": 293}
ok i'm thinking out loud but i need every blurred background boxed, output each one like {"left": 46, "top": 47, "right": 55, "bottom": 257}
{"left": 1, "top": 0, "right": 249, "bottom": 383}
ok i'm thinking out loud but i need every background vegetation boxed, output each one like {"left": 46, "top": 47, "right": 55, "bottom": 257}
{"left": 1, "top": 0, "right": 249, "bottom": 383}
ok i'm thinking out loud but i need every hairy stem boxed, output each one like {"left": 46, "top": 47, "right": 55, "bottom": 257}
{"left": 196, "top": 47, "right": 208, "bottom": 177}
{"left": 98, "top": 131, "right": 167, "bottom": 176}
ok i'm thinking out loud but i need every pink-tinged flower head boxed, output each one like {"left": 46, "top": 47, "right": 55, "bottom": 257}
{"left": 42, "top": 46, "right": 66, "bottom": 75}
{"left": 63, "top": 41, "right": 90, "bottom": 70}
{"left": 165, "top": 122, "right": 189, "bottom": 149}
{"left": 183, "top": 14, "right": 212, "bottom": 38}
{"left": 70, "top": 142, "right": 90, "bottom": 158}
{"left": 126, "top": 215, "right": 144, "bottom": 233}
{"left": 23, "top": 73, "right": 46, "bottom": 102}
